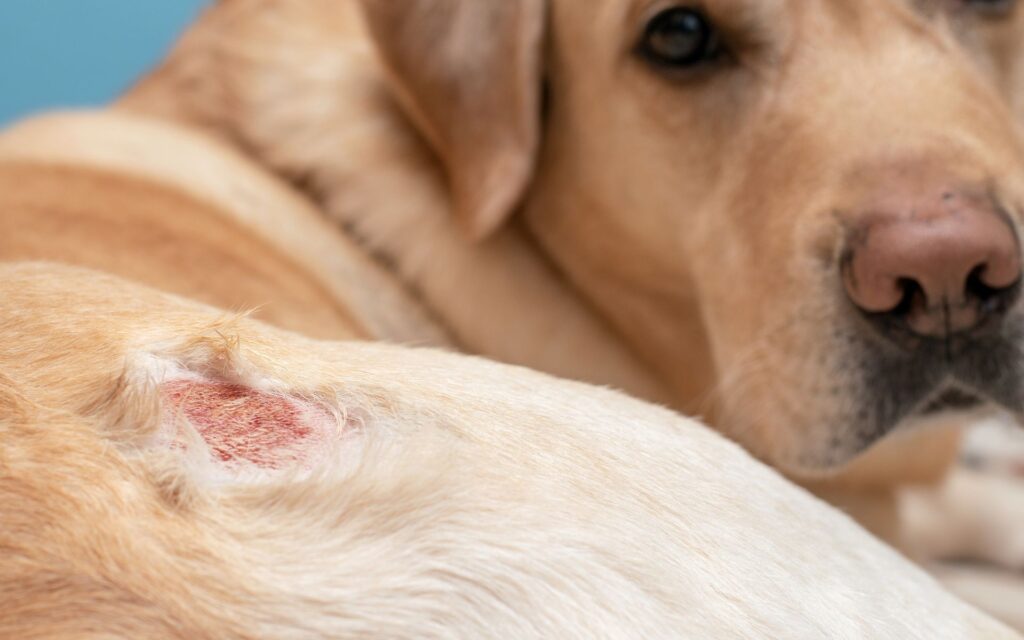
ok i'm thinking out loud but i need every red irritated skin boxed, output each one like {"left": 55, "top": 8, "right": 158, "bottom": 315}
{"left": 160, "top": 379, "right": 341, "bottom": 473}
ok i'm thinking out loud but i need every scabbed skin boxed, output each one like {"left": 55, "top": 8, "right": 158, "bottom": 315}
{"left": 161, "top": 379, "right": 340, "bottom": 472}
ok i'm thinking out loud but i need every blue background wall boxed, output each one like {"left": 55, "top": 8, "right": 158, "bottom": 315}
{"left": 0, "top": 1, "right": 210, "bottom": 126}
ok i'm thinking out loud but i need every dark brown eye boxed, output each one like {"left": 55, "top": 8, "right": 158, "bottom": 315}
{"left": 639, "top": 7, "right": 722, "bottom": 68}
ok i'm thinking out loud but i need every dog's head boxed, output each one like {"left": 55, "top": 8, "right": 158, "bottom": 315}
{"left": 360, "top": 0, "right": 1024, "bottom": 474}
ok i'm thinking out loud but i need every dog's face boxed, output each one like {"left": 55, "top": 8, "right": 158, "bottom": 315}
{"left": 363, "top": 0, "right": 1024, "bottom": 474}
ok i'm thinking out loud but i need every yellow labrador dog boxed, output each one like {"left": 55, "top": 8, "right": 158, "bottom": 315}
{"left": 1, "top": 261, "right": 1019, "bottom": 638}
{"left": 117, "top": 0, "right": 1024, "bottom": 566}
{"left": 3, "top": 108, "right": 1018, "bottom": 634}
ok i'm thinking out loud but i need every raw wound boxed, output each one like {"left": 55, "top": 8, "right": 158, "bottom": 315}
{"left": 161, "top": 379, "right": 327, "bottom": 469}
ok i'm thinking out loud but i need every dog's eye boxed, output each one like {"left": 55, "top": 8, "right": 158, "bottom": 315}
{"left": 639, "top": 7, "right": 722, "bottom": 68}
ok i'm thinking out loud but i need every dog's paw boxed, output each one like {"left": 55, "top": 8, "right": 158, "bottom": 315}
{"left": 961, "top": 419, "right": 1024, "bottom": 481}
{"left": 899, "top": 466, "right": 1024, "bottom": 571}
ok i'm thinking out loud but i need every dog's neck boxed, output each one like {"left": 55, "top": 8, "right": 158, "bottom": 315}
{"left": 119, "top": 0, "right": 673, "bottom": 405}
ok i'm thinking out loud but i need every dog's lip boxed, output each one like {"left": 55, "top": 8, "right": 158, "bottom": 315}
{"left": 915, "top": 385, "right": 985, "bottom": 416}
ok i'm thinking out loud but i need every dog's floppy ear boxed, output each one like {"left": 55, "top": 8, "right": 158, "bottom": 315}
{"left": 359, "top": 0, "right": 546, "bottom": 240}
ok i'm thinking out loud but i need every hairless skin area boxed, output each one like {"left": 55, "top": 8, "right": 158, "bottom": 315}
{"left": 160, "top": 378, "right": 342, "bottom": 475}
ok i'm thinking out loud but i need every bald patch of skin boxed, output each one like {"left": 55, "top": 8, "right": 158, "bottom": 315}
{"left": 161, "top": 379, "right": 341, "bottom": 473}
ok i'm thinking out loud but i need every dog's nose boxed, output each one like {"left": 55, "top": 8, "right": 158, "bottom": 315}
{"left": 841, "top": 190, "right": 1021, "bottom": 337}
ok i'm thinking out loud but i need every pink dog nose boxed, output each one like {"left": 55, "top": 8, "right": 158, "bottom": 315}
{"left": 842, "top": 190, "right": 1021, "bottom": 336}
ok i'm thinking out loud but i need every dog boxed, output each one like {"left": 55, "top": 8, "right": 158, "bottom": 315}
{"left": 1, "top": 261, "right": 1018, "bottom": 638}
{"left": 116, "top": 0, "right": 1024, "bottom": 568}
{"left": 3, "top": 0, "right": 1024, "bottom": 631}
{"left": 3, "top": 109, "right": 1017, "bottom": 635}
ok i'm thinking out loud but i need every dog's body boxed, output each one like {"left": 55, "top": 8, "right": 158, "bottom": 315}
{"left": 2, "top": 261, "right": 1018, "bottom": 638}
{"left": 4, "top": 0, "right": 1024, "bottom": 632}
{"left": 0, "top": 109, "right": 448, "bottom": 345}
{"left": 114, "top": 0, "right": 1024, "bottom": 566}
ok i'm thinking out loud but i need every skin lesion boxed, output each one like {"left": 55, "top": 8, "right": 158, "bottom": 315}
{"left": 159, "top": 378, "right": 343, "bottom": 473}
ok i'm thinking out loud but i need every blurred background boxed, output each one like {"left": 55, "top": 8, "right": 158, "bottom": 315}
{"left": 0, "top": 0, "right": 210, "bottom": 126}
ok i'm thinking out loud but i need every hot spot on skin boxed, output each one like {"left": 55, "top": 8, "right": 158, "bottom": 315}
{"left": 160, "top": 379, "right": 339, "bottom": 471}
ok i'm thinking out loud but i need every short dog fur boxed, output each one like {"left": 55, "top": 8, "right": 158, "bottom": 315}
{"left": 1, "top": 262, "right": 1018, "bottom": 638}
{"left": 3, "top": 0, "right": 1024, "bottom": 633}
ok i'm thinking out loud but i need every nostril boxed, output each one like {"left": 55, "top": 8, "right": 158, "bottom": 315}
{"left": 890, "top": 277, "right": 922, "bottom": 317}
{"left": 840, "top": 255, "right": 909, "bottom": 314}
{"left": 972, "top": 253, "right": 1022, "bottom": 291}
{"left": 966, "top": 264, "right": 995, "bottom": 302}
{"left": 967, "top": 263, "right": 1021, "bottom": 315}
{"left": 854, "top": 262, "right": 1022, "bottom": 340}
{"left": 868, "top": 277, "right": 930, "bottom": 335}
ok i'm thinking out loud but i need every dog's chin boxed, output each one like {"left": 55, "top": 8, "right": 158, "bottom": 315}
{"left": 721, "top": 307, "right": 1024, "bottom": 476}
{"left": 916, "top": 387, "right": 987, "bottom": 416}
{"left": 781, "top": 309, "right": 1024, "bottom": 475}
{"left": 889, "top": 387, "right": 1001, "bottom": 440}
{"left": 786, "top": 388, "right": 1004, "bottom": 477}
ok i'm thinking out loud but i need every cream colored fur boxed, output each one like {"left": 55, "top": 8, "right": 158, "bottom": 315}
{"left": 1, "top": 0, "right": 1023, "bottom": 633}
{"left": 1, "top": 262, "right": 1017, "bottom": 639}
{"left": 0, "top": 109, "right": 446, "bottom": 345}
